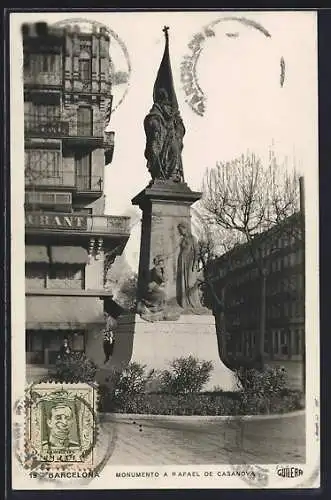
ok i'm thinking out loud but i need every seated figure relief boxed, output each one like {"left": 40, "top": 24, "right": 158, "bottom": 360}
{"left": 137, "top": 255, "right": 180, "bottom": 322}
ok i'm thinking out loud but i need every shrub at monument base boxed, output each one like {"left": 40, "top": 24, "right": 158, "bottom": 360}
{"left": 100, "top": 390, "right": 304, "bottom": 415}
{"left": 48, "top": 354, "right": 304, "bottom": 415}
{"left": 98, "top": 362, "right": 157, "bottom": 412}
{"left": 47, "top": 352, "right": 98, "bottom": 384}
{"left": 233, "top": 365, "right": 295, "bottom": 415}
{"left": 159, "top": 355, "right": 214, "bottom": 394}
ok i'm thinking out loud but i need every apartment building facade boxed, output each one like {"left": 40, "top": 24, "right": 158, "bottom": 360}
{"left": 23, "top": 22, "right": 130, "bottom": 380}
{"left": 207, "top": 213, "right": 305, "bottom": 388}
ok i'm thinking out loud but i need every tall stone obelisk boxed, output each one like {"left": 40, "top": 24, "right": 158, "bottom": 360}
{"left": 114, "top": 27, "right": 236, "bottom": 390}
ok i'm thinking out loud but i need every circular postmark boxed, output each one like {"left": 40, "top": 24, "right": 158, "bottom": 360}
{"left": 181, "top": 16, "right": 286, "bottom": 117}
{"left": 52, "top": 18, "right": 131, "bottom": 115}
{"left": 13, "top": 382, "right": 117, "bottom": 486}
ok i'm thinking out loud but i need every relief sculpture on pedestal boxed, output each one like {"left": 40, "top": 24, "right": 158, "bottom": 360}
{"left": 176, "top": 222, "right": 204, "bottom": 311}
{"left": 137, "top": 255, "right": 179, "bottom": 322}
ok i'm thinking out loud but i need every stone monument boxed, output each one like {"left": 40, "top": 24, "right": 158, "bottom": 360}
{"left": 106, "top": 27, "right": 236, "bottom": 391}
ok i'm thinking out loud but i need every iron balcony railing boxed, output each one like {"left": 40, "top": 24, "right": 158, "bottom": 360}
{"left": 75, "top": 175, "right": 103, "bottom": 192}
{"left": 24, "top": 71, "right": 62, "bottom": 87}
{"left": 25, "top": 172, "right": 104, "bottom": 192}
{"left": 24, "top": 114, "right": 113, "bottom": 140}
{"left": 25, "top": 191, "right": 72, "bottom": 208}
{"left": 24, "top": 115, "right": 69, "bottom": 137}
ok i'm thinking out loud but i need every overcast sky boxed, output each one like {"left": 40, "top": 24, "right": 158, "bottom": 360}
{"left": 11, "top": 11, "right": 318, "bottom": 271}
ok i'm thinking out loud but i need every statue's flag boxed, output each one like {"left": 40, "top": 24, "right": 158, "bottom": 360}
{"left": 153, "top": 26, "right": 179, "bottom": 110}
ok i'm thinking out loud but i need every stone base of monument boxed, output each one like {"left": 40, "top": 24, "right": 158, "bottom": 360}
{"left": 96, "top": 313, "right": 237, "bottom": 392}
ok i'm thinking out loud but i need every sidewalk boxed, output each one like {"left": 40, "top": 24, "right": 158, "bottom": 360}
{"left": 102, "top": 411, "right": 305, "bottom": 465}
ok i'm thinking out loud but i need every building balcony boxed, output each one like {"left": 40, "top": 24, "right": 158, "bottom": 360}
{"left": 24, "top": 71, "right": 62, "bottom": 88}
{"left": 25, "top": 211, "right": 131, "bottom": 239}
{"left": 24, "top": 115, "right": 114, "bottom": 148}
{"left": 25, "top": 116, "right": 69, "bottom": 137}
{"left": 25, "top": 191, "right": 72, "bottom": 211}
{"left": 75, "top": 175, "right": 103, "bottom": 193}
{"left": 25, "top": 173, "right": 103, "bottom": 193}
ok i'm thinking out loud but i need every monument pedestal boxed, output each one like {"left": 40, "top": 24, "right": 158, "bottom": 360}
{"left": 101, "top": 313, "right": 237, "bottom": 391}
{"left": 132, "top": 180, "right": 202, "bottom": 306}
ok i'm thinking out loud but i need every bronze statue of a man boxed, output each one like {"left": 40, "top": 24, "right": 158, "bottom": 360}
{"left": 144, "top": 27, "right": 186, "bottom": 184}
{"left": 144, "top": 87, "right": 185, "bottom": 183}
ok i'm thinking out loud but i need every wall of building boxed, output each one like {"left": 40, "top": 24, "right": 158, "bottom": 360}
{"left": 207, "top": 214, "right": 305, "bottom": 387}
{"left": 23, "top": 23, "right": 129, "bottom": 384}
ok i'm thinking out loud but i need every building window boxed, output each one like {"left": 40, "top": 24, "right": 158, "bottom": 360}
{"left": 31, "top": 104, "right": 61, "bottom": 123}
{"left": 25, "top": 264, "right": 47, "bottom": 289}
{"left": 283, "top": 302, "right": 289, "bottom": 317}
{"left": 273, "top": 330, "right": 280, "bottom": 355}
{"left": 79, "top": 46, "right": 92, "bottom": 90}
{"left": 48, "top": 265, "right": 85, "bottom": 289}
{"left": 294, "top": 301, "right": 301, "bottom": 317}
{"left": 28, "top": 54, "right": 57, "bottom": 74}
{"left": 264, "top": 334, "right": 270, "bottom": 354}
{"left": 75, "top": 151, "right": 92, "bottom": 189}
{"left": 79, "top": 59, "right": 92, "bottom": 82}
{"left": 291, "top": 328, "right": 301, "bottom": 355}
{"left": 72, "top": 207, "right": 93, "bottom": 214}
{"left": 26, "top": 264, "right": 85, "bottom": 290}
{"left": 288, "top": 253, "right": 296, "bottom": 267}
{"left": 77, "top": 106, "right": 93, "bottom": 136}
{"left": 26, "top": 331, "right": 44, "bottom": 364}
{"left": 25, "top": 149, "right": 61, "bottom": 184}
{"left": 26, "top": 330, "right": 85, "bottom": 365}
{"left": 43, "top": 54, "right": 56, "bottom": 72}
{"left": 297, "top": 273, "right": 304, "bottom": 291}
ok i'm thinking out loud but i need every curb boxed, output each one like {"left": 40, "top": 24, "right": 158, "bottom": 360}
{"left": 101, "top": 409, "right": 305, "bottom": 423}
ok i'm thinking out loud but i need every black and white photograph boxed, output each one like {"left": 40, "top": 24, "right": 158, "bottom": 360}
{"left": 9, "top": 9, "right": 319, "bottom": 490}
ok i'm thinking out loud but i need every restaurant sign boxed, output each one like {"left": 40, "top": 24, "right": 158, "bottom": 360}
{"left": 25, "top": 213, "right": 87, "bottom": 231}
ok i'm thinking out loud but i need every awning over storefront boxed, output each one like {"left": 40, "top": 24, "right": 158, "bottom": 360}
{"left": 50, "top": 246, "right": 88, "bottom": 265}
{"left": 25, "top": 245, "right": 49, "bottom": 264}
{"left": 26, "top": 295, "right": 105, "bottom": 330}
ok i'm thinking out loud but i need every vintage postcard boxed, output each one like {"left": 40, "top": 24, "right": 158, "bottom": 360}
{"left": 9, "top": 9, "right": 320, "bottom": 490}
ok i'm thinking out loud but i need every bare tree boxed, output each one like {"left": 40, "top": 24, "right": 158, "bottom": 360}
{"left": 201, "top": 150, "right": 301, "bottom": 369}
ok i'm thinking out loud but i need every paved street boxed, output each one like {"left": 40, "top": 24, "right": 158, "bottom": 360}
{"left": 102, "top": 413, "right": 305, "bottom": 465}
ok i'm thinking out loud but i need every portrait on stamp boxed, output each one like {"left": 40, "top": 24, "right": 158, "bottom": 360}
{"left": 41, "top": 402, "right": 80, "bottom": 452}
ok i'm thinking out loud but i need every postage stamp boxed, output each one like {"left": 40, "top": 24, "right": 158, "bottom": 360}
{"left": 23, "top": 383, "right": 97, "bottom": 472}
{"left": 13, "top": 382, "right": 118, "bottom": 486}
